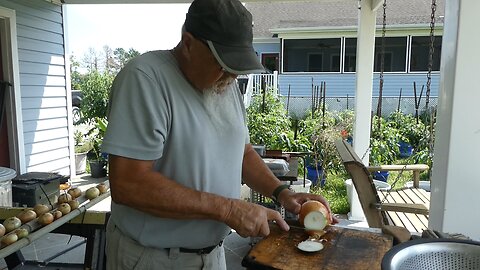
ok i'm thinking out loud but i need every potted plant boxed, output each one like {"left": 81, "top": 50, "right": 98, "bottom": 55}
{"left": 87, "top": 117, "right": 108, "bottom": 178}
{"left": 74, "top": 130, "right": 92, "bottom": 175}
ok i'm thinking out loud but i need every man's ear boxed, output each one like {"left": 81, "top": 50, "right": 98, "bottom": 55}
{"left": 181, "top": 32, "right": 195, "bottom": 60}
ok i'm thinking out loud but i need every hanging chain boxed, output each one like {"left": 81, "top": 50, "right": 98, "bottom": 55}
{"left": 425, "top": 0, "right": 437, "bottom": 181}
{"left": 376, "top": 0, "right": 387, "bottom": 126}
{"left": 425, "top": 0, "right": 437, "bottom": 114}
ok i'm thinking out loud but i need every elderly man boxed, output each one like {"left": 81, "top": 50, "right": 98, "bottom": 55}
{"left": 102, "top": 0, "right": 335, "bottom": 269}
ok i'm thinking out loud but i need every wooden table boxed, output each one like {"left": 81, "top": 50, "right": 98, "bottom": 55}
{"left": 242, "top": 223, "right": 393, "bottom": 270}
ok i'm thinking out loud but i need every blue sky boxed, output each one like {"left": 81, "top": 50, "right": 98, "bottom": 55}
{"left": 65, "top": 4, "right": 190, "bottom": 57}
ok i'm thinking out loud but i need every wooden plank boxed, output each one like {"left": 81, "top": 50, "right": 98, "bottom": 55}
{"left": 378, "top": 190, "right": 428, "bottom": 233}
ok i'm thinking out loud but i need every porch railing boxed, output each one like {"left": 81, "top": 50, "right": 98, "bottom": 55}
{"left": 243, "top": 71, "right": 278, "bottom": 107}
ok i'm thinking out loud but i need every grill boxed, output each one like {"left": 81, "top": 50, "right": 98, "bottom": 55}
{"left": 382, "top": 238, "right": 480, "bottom": 270}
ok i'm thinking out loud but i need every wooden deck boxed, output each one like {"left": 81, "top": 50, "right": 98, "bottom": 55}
{"left": 377, "top": 188, "right": 430, "bottom": 234}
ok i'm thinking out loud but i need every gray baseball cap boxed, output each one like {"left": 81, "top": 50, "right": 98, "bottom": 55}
{"left": 184, "top": 0, "right": 265, "bottom": 75}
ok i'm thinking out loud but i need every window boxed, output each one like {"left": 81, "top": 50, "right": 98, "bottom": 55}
{"left": 344, "top": 38, "right": 357, "bottom": 72}
{"left": 308, "top": 53, "right": 323, "bottom": 71}
{"left": 410, "top": 36, "right": 442, "bottom": 71}
{"left": 283, "top": 38, "right": 341, "bottom": 72}
{"left": 374, "top": 37, "right": 407, "bottom": 72}
{"left": 261, "top": 53, "right": 279, "bottom": 72}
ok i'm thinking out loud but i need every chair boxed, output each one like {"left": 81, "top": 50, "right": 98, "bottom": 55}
{"left": 335, "top": 139, "right": 430, "bottom": 243}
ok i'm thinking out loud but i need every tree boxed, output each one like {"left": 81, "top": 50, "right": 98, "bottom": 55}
{"left": 70, "top": 55, "right": 82, "bottom": 90}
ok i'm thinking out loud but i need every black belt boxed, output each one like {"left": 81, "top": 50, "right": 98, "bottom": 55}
{"left": 176, "top": 241, "right": 223, "bottom": 255}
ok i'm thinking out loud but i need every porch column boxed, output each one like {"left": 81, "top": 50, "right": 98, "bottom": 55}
{"left": 429, "top": 0, "right": 480, "bottom": 240}
{"left": 352, "top": 0, "right": 378, "bottom": 164}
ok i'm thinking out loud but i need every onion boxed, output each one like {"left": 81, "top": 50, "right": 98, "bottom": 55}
{"left": 3, "top": 217, "right": 22, "bottom": 233}
{"left": 58, "top": 193, "right": 72, "bottom": 204}
{"left": 33, "top": 204, "right": 51, "bottom": 216}
{"left": 0, "top": 224, "right": 5, "bottom": 237}
{"left": 96, "top": 183, "right": 108, "bottom": 194}
{"left": 53, "top": 210, "right": 63, "bottom": 220}
{"left": 67, "top": 187, "right": 82, "bottom": 199}
{"left": 15, "top": 228, "right": 29, "bottom": 239}
{"left": 299, "top": 200, "right": 332, "bottom": 233}
{"left": 17, "top": 209, "right": 37, "bottom": 224}
{"left": 1, "top": 233, "right": 18, "bottom": 246}
{"left": 38, "top": 213, "right": 54, "bottom": 225}
{"left": 297, "top": 240, "right": 324, "bottom": 252}
{"left": 57, "top": 203, "right": 71, "bottom": 215}
{"left": 68, "top": 200, "right": 79, "bottom": 210}
{"left": 85, "top": 187, "right": 100, "bottom": 200}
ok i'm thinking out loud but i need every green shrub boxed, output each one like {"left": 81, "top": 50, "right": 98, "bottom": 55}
{"left": 79, "top": 70, "right": 114, "bottom": 123}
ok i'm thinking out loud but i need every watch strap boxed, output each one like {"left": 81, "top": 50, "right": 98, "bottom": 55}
{"left": 272, "top": 184, "right": 290, "bottom": 203}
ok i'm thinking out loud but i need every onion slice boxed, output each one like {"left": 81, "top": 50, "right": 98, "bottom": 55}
{"left": 297, "top": 240, "right": 324, "bottom": 252}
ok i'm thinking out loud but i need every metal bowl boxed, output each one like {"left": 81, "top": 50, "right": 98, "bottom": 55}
{"left": 382, "top": 238, "right": 480, "bottom": 270}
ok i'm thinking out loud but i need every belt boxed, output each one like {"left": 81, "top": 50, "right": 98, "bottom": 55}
{"left": 175, "top": 241, "right": 223, "bottom": 255}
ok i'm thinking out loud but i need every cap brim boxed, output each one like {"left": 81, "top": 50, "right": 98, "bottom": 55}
{"left": 206, "top": 40, "right": 265, "bottom": 75}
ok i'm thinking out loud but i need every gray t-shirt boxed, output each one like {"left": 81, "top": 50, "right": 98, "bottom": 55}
{"left": 102, "top": 50, "right": 249, "bottom": 249}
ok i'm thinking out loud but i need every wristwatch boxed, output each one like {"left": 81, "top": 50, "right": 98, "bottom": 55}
{"left": 272, "top": 184, "right": 293, "bottom": 205}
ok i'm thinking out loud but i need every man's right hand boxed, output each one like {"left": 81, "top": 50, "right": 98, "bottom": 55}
{"left": 221, "top": 199, "right": 290, "bottom": 238}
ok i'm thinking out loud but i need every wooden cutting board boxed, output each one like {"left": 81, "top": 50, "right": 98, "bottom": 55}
{"left": 242, "top": 224, "right": 393, "bottom": 270}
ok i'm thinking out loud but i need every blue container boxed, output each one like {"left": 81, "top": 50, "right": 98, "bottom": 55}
{"left": 398, "top": 141, "right": 413, "bottom": 158}
{"left": 373, "top": 171, "right": 389, "bottom": 182}
{"left": 306, "top": 165, "right": 326, "bottom": 187}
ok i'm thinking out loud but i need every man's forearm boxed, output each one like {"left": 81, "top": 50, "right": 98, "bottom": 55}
{"left": 108, "top": 155, "right": 232, "bottom": 222}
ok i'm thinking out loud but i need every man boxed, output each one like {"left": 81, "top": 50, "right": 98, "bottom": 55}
{"left": 102, "top": 0, "right": 336, "bottom": 269}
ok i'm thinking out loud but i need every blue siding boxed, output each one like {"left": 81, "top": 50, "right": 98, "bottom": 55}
{"left": 278, "top": 73, "right": 440, "bottom": 97}
{"left": 253, "top": 42, "right": 280, "bottom": 54}
{"left": 0, "top": 0, "right": 71, "bottom": 175}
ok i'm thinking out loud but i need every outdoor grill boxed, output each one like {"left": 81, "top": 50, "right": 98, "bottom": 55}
{"left": 382, "top": 238, "right": 480, "bottom": 270}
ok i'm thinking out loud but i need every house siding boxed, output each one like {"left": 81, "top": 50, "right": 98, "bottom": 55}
{"left": 278, "top": 73, "right": 440, "bottom": 97}
{"left": 1, "top": 0, "right": 70, "bottom": 175}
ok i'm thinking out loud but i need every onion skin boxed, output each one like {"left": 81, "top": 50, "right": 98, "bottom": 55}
{"left": 299, "top": 200, "right": 332, "bottom": 230}
{"left": 0, "top": 224, "right": 5, "bottom": 237}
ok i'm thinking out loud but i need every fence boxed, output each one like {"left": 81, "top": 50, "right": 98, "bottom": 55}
{"left": 279, "top": 96, "right": 438, "bottom": 119}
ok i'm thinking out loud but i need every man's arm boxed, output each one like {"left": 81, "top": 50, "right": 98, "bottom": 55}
{"left": 108, "top": 154, "right": 289, "bottom": 237}
{"left": 241, "top": 144, "right": 286, "bottom": 199}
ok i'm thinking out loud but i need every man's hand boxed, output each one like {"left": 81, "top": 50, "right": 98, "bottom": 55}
{"left": 278, "top": 190, "right": 339, "bottom": 225}
{"left": 221, "top": 199, "right": 290, "bottom": 238}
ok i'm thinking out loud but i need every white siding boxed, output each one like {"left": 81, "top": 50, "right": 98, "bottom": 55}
{"left": 0, "top": 0, "right": 70, "bottom": 175}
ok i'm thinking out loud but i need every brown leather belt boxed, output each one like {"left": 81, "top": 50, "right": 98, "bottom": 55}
{"left": 176, "top": 241, "right": 223, "bottom": 255}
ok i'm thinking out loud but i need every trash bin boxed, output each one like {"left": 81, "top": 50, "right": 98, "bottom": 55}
{"left": 0, "top": 167, "right": 16, "bottom": 207}
{"left": 345, "top": 179, "right": 391, "bottom": 221}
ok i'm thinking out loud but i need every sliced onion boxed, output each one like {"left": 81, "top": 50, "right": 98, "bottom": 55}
{"left": 297, "top": 240, "right": 324, "bottom": 252}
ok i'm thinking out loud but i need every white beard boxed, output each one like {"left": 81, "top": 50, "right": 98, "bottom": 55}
{"left": 203, "top": 82, "right": 239, "bottom": 134}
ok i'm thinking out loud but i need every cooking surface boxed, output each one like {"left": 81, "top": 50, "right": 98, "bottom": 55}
{"left": 242, "top": 223, "right": 393, "bottom": 270}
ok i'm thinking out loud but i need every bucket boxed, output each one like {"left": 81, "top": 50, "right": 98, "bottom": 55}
{"left": 405, "top": 181, "right": 431, "bottom": 192}
{"left": 0, "top": 167, "right": 17, "bottom": 207}
{"left": 283, "top": 179, "right": 312, "bottom": 193}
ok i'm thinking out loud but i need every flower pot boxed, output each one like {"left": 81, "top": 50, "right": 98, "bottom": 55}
{"left": 89, "top": 160, "right": 107, "bottom": 178}
{"left": 75, "top": 152, "right": 88, "bottom": 174}
{"left": 398, "top": 141, "right": 413, "bottom": 158}
{"left": 306, "top": 165, "right": 326, "bottom": 187}
{"left": 373, "top": 171, "right": 389, "bottom": 182}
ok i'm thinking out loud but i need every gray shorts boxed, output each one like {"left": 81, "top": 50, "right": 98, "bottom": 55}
{"left": 106, "top": 219, "right": 227, "bottom": 270}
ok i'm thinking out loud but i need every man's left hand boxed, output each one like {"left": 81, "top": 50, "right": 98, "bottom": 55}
{"left": 278, "top": 190, "right": 339, "bottom": 224}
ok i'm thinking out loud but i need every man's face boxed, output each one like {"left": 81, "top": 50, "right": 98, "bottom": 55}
{"left": 191, "top": 36, "right": 238, "bottom": 93}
